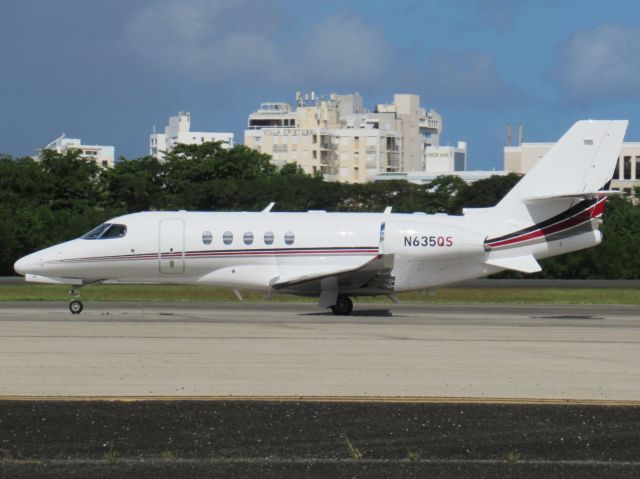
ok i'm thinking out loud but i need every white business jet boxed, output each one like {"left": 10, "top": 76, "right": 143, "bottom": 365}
{"left": 14, "top": 120, "right": 627, "bottom": 315}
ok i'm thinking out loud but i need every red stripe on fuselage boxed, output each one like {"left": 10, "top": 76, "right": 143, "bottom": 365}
{"left": 486, "top": 196, "right": 606, "bottom": 249}
{"left": 59, "top": 247, "right": 380, "bottom": 264}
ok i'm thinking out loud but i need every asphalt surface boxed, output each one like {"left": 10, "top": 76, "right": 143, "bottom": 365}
{"left": 1, "top": 400, "right": 640, "bottom": 478}
{"left": 0, "top": 302, "right": 639, "bottom": 399}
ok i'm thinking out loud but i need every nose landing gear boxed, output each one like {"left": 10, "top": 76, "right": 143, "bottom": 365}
{"left": 330, "top": 295, "right": 353, "bottom": 316}
{"left": 69, "top": 288, "right": 83, "bottom": 314}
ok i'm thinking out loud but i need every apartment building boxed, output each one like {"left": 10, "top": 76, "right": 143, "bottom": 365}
{"left": 244, "top": 92, "right": 443, "bottom": 183}
{"left": 42, "top": 134, "right": 115, "bottom": 168}
{"left": 150, "top": 112, "right": 234, "bottom": 160}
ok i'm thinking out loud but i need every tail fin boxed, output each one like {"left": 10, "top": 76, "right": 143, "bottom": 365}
{"left": 492, "top": 120, "right": 627, "bottom": 223}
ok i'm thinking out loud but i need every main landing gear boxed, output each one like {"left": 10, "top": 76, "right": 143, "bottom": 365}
{"left": 330, "top": 295, "right": 353, "bottom": 316}
{"left": 69, "top": 288, "right": 83, "bottom": 315}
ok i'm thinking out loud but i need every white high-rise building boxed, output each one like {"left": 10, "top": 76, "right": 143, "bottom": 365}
{"left": 244, "top": 92, "right": 446, "bottom": 183}
{"left": 42, "top": 134, "right": 115, "bottom": 168}
{"left": 150, "top": 112, "right": 234, "bottom": 160}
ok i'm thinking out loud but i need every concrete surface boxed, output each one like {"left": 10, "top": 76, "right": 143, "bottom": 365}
{"left": 0, "top": 302, "right": 639, "bottom": 399}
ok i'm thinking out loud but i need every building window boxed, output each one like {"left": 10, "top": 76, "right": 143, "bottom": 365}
{"left": 284, "top": 231, "right": 295, "bottom": 245}
{"left": 243, "top": 232, "right": 254, "bottom": 245}
{"left": 264, "top": 231, "right": 274, "bottom": 245}
{"left": 223, "top": 231, "right": 233, "bottom": 245}
{"left": 623, "top": 156, "right": 631, "bottom": 180}
{"left": 202, "top": 231, "right": 212, "bottom": 245}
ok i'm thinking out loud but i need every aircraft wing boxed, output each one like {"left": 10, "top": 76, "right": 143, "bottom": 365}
{"left": 270, "top": 255, "right": 384, "bottom": 290}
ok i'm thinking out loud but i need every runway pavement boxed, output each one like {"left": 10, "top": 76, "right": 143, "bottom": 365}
{"left": 0, "top": 301, "right": 639, "bottom": 400}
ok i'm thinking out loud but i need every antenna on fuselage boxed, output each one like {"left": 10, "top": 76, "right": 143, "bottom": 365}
{"left": 383, "top": 206, "right": 392, "bottom": 214}
{"left": 262, "top": 202, "right": 275, "bottom": 213}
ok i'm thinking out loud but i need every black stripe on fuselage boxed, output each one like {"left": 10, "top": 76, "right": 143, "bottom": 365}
{"left": 485, "top": 197, "right": 598, "bottom": 244}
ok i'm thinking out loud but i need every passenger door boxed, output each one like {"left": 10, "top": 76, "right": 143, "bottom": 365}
{"left": 159, "top": 219, "right": 185, "bottom": 274}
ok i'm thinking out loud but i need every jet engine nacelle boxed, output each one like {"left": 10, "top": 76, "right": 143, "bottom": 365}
{"left": 381, "top": 221, "right": 487, "bottom": 259}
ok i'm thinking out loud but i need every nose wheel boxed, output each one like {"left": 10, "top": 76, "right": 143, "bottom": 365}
{"left": 330, "top": 295, "right": 353, "bottom": 316}
{"left": 69, "top": 288, "right": 83, "bottom": 315}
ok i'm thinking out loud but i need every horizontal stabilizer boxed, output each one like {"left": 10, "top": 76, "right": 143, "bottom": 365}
{"left": 485, "top": 255, "right": 541, "bottom": 273}
{"left": 524, "top": 191, "right": 623, "bottom": 202}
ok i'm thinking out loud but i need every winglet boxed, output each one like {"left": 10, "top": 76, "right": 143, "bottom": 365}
{"left": 262, "top": 202, "right": 275, "bottom": 213}
{"left": 486, "top": 255, "right": 542, "bottom": 273}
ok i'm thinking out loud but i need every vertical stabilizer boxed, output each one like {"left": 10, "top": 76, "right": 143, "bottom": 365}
{"left": 493, "top": 120, "right": 627, "bottom": 223}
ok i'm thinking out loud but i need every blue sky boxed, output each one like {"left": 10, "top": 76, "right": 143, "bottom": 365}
{"left": 2, "top": 0, "right": 640, "bottom": 169}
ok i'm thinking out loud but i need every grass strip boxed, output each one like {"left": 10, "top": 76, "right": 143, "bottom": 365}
{"left": 0, "top": 284, "right": 638, "bottom": 304}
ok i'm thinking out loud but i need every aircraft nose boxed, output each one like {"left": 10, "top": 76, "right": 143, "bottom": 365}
{"left": 14, "top": 253, "right": 38, "bottom": 276}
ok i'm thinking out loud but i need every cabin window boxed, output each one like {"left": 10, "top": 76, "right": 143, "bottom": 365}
{"left": 223, "top": 231, "right": 233, "bottom": 245}
{"left": 243, "top": 232, "right": 254, "bottom": 245}
{"left": 284, "top": 231, "right": 295, "bottom": 245}
{"left": 264, "top": 231, "right": 274, "bottom": 245}
{"left": 202, "top": 231, "right": 213, "bottom": 245}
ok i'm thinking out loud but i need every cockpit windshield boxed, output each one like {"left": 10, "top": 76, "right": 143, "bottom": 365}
{"left": 81, "top": 223, "right": 127, "bottom": 240}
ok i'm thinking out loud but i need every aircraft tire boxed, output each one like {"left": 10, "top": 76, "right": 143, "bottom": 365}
{"left": 69, "top": 300, "right": 83, "bottom": 315}
{"left": 331, "top": 295, "right": 353, "bottom": 316}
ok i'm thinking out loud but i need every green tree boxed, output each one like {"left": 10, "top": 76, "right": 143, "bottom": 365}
{"left": 161, "top": 142, "right": 277, "bottom": 209}
{"left": 39, "top": 148, "right": 103, "bottom": 211}
{"left": 453, "top": 173, "right": 522, "bottom": 211}
{"left": 102, "top": 156, "right": 165, "bottom": 211}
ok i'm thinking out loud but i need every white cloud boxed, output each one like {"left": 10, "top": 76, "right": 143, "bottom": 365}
{"left": 551, "top": 23, "right": 640, "bottom": 102}
{"left": 124, "top": 0, "right": 288, "bottom": 84}
{"left": 423, "top": 49, "right": 522, "bottom": 108}
{"left": 123, "top": 2, "right": 390, "bottom": 90}
{"left": 456, "top": 0, "right": 523, "bottom": 32}
{"left": 296, "top": 14, "right": 391, "bottom": 88}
